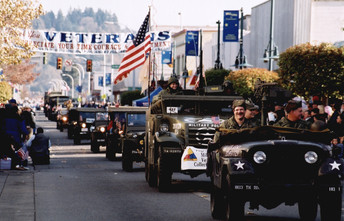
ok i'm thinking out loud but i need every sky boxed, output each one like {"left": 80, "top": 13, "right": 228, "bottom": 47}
{"left": 38, "top": 0, "right": 268, "bottom": 30}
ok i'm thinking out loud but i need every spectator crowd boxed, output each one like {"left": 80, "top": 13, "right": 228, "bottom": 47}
{"left": 0, "top": 99, "right": 50, "bottom": 170}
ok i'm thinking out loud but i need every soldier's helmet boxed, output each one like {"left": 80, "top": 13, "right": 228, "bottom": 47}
{"left": 167, "top": 76, "right": 179, "bottom": 86}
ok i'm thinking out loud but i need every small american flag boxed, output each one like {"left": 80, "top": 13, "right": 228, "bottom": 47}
{"left": 114, "top": 11, "right": 151, "bottom": 84}
{"left": 17, "top": 147, "right": 29, "bottom": 160}
{"left": 211, "top": 116, "right": 220, "bottom": 124}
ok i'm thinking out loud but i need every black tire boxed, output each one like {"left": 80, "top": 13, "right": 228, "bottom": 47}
{"left": 74, "top": 137, "right": 81, "bottom": 145}
{"left": 147, "top": 163, "right": 157, "bottom": 187}
{"left": 91, "top": 139, "right": 100, "bottom": 153}
{"left": 210, "top": 185, "right": 225, "bottom": 219}
{"left": 157, "top": 155, "right": 171, "bottom": 192}
{"left": 298, "top": 193, "right": 318, "bottom": 221}
{"left": 106, "top": 140, "right": 116, "bottom": 161}
{"left": 225, "top": 175, "right": 245, "bottom": 221}
{"left": 122, "top": 147, "right": 133, "bottom": 171}
{"left": 67, "top": 128, "right": 73, "bottom": 139}
{"left": 319, "top": 192, "right": 342, "bottom": 221}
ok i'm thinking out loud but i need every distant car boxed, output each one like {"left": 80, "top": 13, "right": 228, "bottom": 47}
{"left": 105, "top": 106, "right": 148, "bottom": 169}
{"left": 67, "top": 107, "right": 107, "bottom": 145}
{"left": 90, "top": 112, "right": 109, "bottom": 153}
{"left": 207, "top": 126, "right": 344, "bottom": 221}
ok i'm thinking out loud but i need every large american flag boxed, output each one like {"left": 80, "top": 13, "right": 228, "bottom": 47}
{"left": 114, "top": 12, "right": 151, "bottom": 84}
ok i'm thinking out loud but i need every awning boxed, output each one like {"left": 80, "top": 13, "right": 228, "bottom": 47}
{"left": 132, "top": 87, "right": 162, "bottom": 106}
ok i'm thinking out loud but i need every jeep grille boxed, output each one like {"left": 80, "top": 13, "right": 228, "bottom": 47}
{"left": 188, "top": 125, "right": 217, "bottom": 148}
{"left": 248, "top": 143, "right": 326, "bottom": 185}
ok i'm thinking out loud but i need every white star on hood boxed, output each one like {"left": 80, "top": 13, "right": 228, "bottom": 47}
{"left": 235, "top": 161, "right": 245, "bottom": 170}
{"left": 330, "top": 161, "right": 341, "bottom": 170}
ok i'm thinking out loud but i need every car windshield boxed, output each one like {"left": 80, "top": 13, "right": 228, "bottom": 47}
{"left": 79, "top": 112, "right": 96, "bottom": 123}
{"left": 127, "top": 113, "right": 146, "bottom": 126}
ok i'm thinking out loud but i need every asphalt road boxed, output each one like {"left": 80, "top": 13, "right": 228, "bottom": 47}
{"left": 2, "top": 110, "right": 343, "bottom": 221}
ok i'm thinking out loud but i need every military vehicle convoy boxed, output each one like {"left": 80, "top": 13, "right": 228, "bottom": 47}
{"left": 207, "top": 123, "right": 343, "bottom": 221}
{"left": 144, "top": 87, "right": 243, "bottom": 192}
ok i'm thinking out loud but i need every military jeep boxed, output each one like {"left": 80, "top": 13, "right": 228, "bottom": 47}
{"left": 90, "top": 111, "right": 109, "bottom": 153}
{"left": 145, "top": 91, "right": 243, "bottom": 192}
{"left": 67, "top": 107, "right": 107, "bottom": 145}
{"left": 105, "top": 106, "right": 148, "bottom": 167}
{"left": 207, "top": 126, "right": 343, "bottom": 221}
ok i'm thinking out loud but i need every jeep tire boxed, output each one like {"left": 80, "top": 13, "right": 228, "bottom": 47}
{"left": 91, "top": 139, "right": 100, "bottom": 153}
{"left": 210, "top": 185, "right": 225, "bottom": 219}
{"left": 122, "top": 147, "right": 133, "bottom": 171}
{"left": 146, "top": 163, "right": 157, "bottom": 187}
{"left": 225, "top": 175, "right": 244, "bottom": 221}
{"left": 157, "top": 154, "right": 172, "bottom": 192}
{"left": 298, "top": 192, "right": 317, "bottom": 221}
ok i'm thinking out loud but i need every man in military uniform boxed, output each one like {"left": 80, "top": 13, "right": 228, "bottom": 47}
{"left": 245, "top": 101, "right": 261, "bottom": 127}
{"left": 152, "top": 76, "right": 183, "bottom": 103}
{"left": 213, "top": 99, "right": 256, "bottom": 142}
{"left": 274, "top": 100, "right": 310, "bottom": 129}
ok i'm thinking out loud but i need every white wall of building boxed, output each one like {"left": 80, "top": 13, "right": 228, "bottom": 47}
{"left": 310, "top": 1, "right": 344, "bottom": 43}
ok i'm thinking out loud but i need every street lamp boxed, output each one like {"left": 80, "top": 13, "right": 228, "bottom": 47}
{"left": 75, "top": 56, "right": 91, "bottom": 96}
{"left": 62, "top": 73, "right": 74, "bottom": 98}
{"left": 214, "top": 20, "right": 223, "bottom": 69}
{"left": 72, "top": 66, "right": 82, "bottom": 106}
{"left": 262, "top": 0, "right": 279, "bottom": 71}
{"left": 234, "top": 8, "right": 252, "bottom": 69}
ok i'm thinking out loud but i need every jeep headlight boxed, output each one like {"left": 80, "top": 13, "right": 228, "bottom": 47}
{"left": 62, "top": 116, "right": 67, "bottom": 121}
{"left": 159, "top": 123, "right": 169, "bottom": 132}
{"left": 81, "top": 123, "right": 86, "bottom": 128}
{"left": 100, "top": 127, "right": 105, "bottom": 133}
{"left": 304, "top": 151, "right": 318, "bottom": 164}
{"left": 133, "top": 134, "right": 137, "bottom": 138}
{"left": 253, "top": 151, "right": 267, "bottom": 164}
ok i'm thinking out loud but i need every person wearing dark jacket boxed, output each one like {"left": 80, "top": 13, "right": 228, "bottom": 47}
{"left": 21, "top": 105, "right": 36, "bottom": 133}
{"left": 3, "top": 106, "right": 29, "bottom": 148}
{"left": 28, "top": 127, "right": 50, "bottom": 165}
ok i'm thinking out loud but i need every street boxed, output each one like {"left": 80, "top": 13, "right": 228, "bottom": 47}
{"left": 0, "top": 110, "right": 343, "bottom": 221}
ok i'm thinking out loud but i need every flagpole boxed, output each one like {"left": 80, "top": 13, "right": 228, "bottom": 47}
{"left": 147, "top": 6, "right": 152, "bottom": 106}
{"left": 198, "top": 29, "right": 204, "bottom": 95}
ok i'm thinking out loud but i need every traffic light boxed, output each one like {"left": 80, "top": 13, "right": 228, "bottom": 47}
{"left": 43, "top": 53, "right": 47, "bottom": 65}
{"left": 57, "top": 57, "right": 63, "bottom": 70}
{"left": 86, "top": 59, "right": 92, "bottom": 72}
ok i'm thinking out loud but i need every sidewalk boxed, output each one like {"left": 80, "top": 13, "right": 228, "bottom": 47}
{"left": 0, "top": 165, "right": 35, "bottom": 221}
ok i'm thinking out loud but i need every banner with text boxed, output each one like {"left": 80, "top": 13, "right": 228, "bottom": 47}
{"left": 185, "top": 31, "right": 199, "bottom": 56}
{"left": 22, "top": 29, "right": 171, "bottom": 54}
{"left": 223, "top": 10, "right": 239, "bottom": 42}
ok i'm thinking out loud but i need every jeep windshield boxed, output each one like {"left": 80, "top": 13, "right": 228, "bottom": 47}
{"left": 79, "top": 112, "right": 96, "bottom": 123}
{"left": 159, "top": 95, "right": 242, "bottom": 116}
{"left": 127, "top": 113, "right": 146, "bottom": 127}
{"left": 96, "top": 112, "right": 108, "bottom": 121}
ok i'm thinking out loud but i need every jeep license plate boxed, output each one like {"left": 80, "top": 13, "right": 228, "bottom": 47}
{"left": 81, "top": 128, "right": 88, "bottom": 132}
{"left": 97, "top": 139, "right": 105, "bottom": 142}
